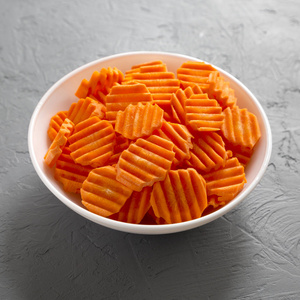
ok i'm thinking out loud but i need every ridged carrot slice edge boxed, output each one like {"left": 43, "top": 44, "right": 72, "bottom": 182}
{"left": 150, "top": 168, "right": 207, "bottom": 224}
{"left": 44, "top": 118, "right": 74, "bottom": 168}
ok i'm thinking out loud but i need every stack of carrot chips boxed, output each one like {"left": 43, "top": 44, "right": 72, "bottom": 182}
{"left": 44, "top": 60, "right": 261, "bottom": 224}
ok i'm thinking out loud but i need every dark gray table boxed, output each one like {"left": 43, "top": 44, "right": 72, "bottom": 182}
{"left": 1, "top": 1, "right": 300, "bottom": 299}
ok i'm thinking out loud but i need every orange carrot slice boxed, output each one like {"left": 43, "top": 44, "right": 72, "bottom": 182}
{"left": 75, "top": 67, "right": 124, "bottom": 101}
{"left": 67, "top": 97, "right": 106, "bottom": 125}
{"left": 170, "top": 85, "right": 203, "bottom": 125}
{"left": 47, "top": 111, "right": 68, "bottom": 141}
{"left": 153, "top": 121, "right": 193, "bottom": 166}
{"left": 129, "top": 60, "right": 165, "bottom": 71}
{"left": 221, "top": 106, "right": 261, "bottom": 151}
{"left": 185, "top": 132, "right": 227, "bottom": 173}
{"left": 106, "top": 82, "right": 153, "bottom": 122}
{"left": 177, "top": 61, "right": 218, "bottom": 93}
{"left": 125, "top": 62, "right": 167, "bottom": 80}
{"left": 115, "top": 102, "right": 164, "bottom": 140}
{"left": 81, "top": 166, "right": 133, "bottom": 217}
{"left": 44, "top": 118, "right": 74, "bottom": 168}
{"left": 150, "top": 168, "right": 207, "bottom": 224}
{"left": 203, "top": 157, "right": 246, "bottom": 205}
{"left": 124, "top": 61, "right": 180, "bottom": 113}
{"left": 116, "top": 135, "right": 175, "bottom": 191}
{"left": 75, "top": 71, "right": 100, "bottom": 99}
{"left": 170, "top": 88, "right": 187, "bottom": 125}
{"left": 185, "top": 94, "right": 224, "bottom": 131}
{"left": 54, "top": 147, "right": 93, "bottom": 194}
{"left": 94, "top": 67, "right": 124, "bottom": 102}
{"left": 208, "top": 73, "right": 237, "bottom": 108}
{"left": 110, "top": 186, "right": 152, "bottom": 223}
{"left": 68, "top": 116, "right": 115, "bottom": 168}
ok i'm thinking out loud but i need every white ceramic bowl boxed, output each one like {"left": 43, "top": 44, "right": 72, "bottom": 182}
{"left": 28, "top": 51, "right": 272, "bottom": 234}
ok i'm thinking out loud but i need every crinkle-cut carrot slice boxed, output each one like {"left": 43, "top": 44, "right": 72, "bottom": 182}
{"left": 110, "top": 186, "right": 152, "bottom": 223}
{"left": 180, "top": 61, "right": 217, "bottom": 71}
{"left": 170, "top": 88, "right": 187, "bottom": 124}
{"left": 185, "top": 132, "right": 227, "bottom": 173}
{"left": 75, "top": 67, "right": 124, "bottom": 102}
{"left": 123, "top": 79, "right": 180, "bottom": 113}
{"left": 116, "top": 135, "right": 175, "bottom": 192}
{"left": 67, "top": 97, "right": 106, "bottom": 125}
{"left": 47, "top": 111, "right": 68, "bottom": 141}
{"left": 208, "top": 73, "right": 237, "bottom": 108}
{"left": 153, "top": 121, "right": 193, "bottom": 166}
{"left": 130, "top": 60, "right": 165, "bottom": 70}
{"left": 150, "top": 168, "right": 207, "bottom": 224}
{"left": 105, "top": 82, "right": 153, "bottom": 122}
{"left": 54, "top": 147, "right": 93, "bottom": 194}
{"left": 44, "top": 118, "right": 74, "bottom": 168}
{"left": 81, "top": 166, "right": 133, "bottom": 217}
{"left": 203, "top": 157, "right": 246, "bottom": 205}
{"left": 115, "top": 102, "right": 164, "bottom": 140}
{"left": 92, "top": 67, "right": 124, "bottom": 102}
{"left": 125, "top": 61, "right": 166, "bottom": 80}
{"left": 107, "top": 134, "right": 130, "bottom": 165}
{"left": 185, "top": 94, "right": 224, "bottom": 131}
{"left": 177, "top": 61, "right": 219, "bottom": 93}
{"left": 123, "top": 63, "right": 180, "bottom": 113}
{"left": 170, "top": 85, "right": 203, "bottom": 125}
{"left": 125, "top": 62, "right": 167, "bottom": 81}
{"left": 221, "top": 106, "right": 261, "bottom": 151}
{"left": 68, "top": 116, "right": 115, "bottom": 168}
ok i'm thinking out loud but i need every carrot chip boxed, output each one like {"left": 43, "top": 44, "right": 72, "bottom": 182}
{"left": 185, "top": 132, "right": 227, "bottom": 173}
{"left": 124, "top": 60, "right": 180, "bottom": 115}
{"left": 115, "top": 102, "right": 164, "bottom": 140}
{"left": 81, "top": 166, "right": 133, "bottom": 217}
{"left": 68, "top": 116, "right": 115, "bottom": 168}
{"left": 75, "top": 67, "right": 124, "bottom": 102}
{"left": 67, "top": 97, "right": 106, "bottom": 125}
{"left": 54, "top": 147, "right": 93, "bottom": 194}
{"left": 208, "top": 73, "right": 237, "bottom": 109}
{"left": 153, "top": 121, "right": 193, "bottom": 166}
{"left": 185, "top": 93, "right": 224, "bottom": 131}
{"left": 203, "top": 157, "right": 247, "bottom": 207}
{"left": 221, "top": 106, "right": 261, "bottom": 152}
{"left": 116, "top": 135, "right": 175, "bottom": 192}
{"left": 44, "top": 118, "right": 74, "bottom": 168}
{"left": 177, "top": 61, "right": 218, "bottom": 93}
{"left": 150, "top": 168, "right": 207, "bottom": 224}
{"left": 105, "top": 82, "right": 153, "bottom": 123}
{"left": 47, "top": 111, "right": 68, "bottom": 141}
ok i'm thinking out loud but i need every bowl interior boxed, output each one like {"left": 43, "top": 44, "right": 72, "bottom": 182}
{"left": 28, "top": 52, "right": 272, "bottom": 234}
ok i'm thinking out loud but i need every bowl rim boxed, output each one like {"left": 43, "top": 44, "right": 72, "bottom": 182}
{"left": 28, "top": 51, "right": 272, "bottom": 234}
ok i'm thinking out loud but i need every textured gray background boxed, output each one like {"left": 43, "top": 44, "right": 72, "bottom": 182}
{"left": 1, "top": 0, "right": 300, "bottom": 299}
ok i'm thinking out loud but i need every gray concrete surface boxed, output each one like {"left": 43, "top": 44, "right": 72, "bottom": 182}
{"left": 1, "top": 0, "right": 300, "bottom": 299}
